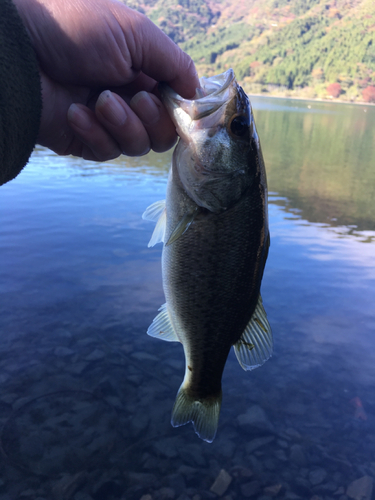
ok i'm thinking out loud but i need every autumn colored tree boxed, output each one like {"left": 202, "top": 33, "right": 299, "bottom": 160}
{"left": 326, "top": 82, "right": 342, "bottom": 98}
{"left": 362, "top": 86, "right": 375, "bottom": 103}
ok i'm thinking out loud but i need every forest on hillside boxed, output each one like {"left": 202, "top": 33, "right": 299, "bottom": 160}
{"left": 125, "top": 0, "right": 375, "bottom": 103}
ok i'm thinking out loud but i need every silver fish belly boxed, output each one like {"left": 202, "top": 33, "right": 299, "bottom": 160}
{"left": 143, "top": 69, "right": 272, "bottom": 442}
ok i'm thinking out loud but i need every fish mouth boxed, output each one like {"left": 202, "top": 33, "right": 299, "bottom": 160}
{"left": 159, "top": 69, "right": 237, "bottom": 130}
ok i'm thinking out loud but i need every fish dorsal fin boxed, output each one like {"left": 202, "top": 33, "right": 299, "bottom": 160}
{"left": 142, "top": 200, "right": 166, "bottom": 247}
{"left": 147, "top": 303, "right": 179, "bottom": 342}
{"left": 166, "top": 207, "right": 199, "bottom": 246}
{"left": 234, "top": 294, "right": 273, "bottom": 371}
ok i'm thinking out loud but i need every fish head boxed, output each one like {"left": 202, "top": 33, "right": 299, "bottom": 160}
{"left": 160, "top": 69, "right": 263, "bottom": 213}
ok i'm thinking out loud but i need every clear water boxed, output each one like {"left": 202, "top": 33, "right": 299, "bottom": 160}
{"left": 0, "top": 98, "right": 374, "bottom": 500}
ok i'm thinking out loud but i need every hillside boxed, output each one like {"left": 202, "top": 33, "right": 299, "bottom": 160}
{"left": 125, "top": 0, "right": 375, "bottom": 103}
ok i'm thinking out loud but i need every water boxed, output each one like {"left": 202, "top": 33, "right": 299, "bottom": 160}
{"left": 0, "top": 97, "right": 374, "bottom": 499}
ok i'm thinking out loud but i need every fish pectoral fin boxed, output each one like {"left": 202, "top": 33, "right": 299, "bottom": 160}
{"left": 171, "top": 386, "right": 222, "bottom": 443}
{"left": 234, "top": 294, "right": 273, "bottom": 371}
{"left": 166, "top": 208, "right": 199, "bottom": 246}
{"left": 147, "top": 303, "right": 179, "bottom": 342}
{"left": 142, "top": 200, "right": 166, "bottom": 247}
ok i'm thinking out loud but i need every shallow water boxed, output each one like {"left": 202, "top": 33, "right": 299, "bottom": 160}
{"left": 0, "top": 97, "right": 374, "bottom": 500}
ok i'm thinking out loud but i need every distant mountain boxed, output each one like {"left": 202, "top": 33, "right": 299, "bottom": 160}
{"left": 127, "top": 0, "right": 375, "bottom": 103}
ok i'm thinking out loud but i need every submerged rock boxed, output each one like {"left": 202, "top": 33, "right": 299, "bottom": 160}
{"left": 153, "top": 437, "right": 180, "bottom": 459}
{"left": 263, "top": 484, "right": 282, "bottom": 497}
{"left": 52, "top": 472, "right": 87, "bottom": 500}
{"left": 156, "top": 486, "right": 175, "bottom": 499}
{"left": 309, "top": 469, "right": 327, "bottom": 486}
{"left": 346, "top": 476, "right": 373, "bottom": 500}
{"left": 237, "top": 405, "right": 274, "bottom": 433}
{"left": 289, "top": 444, "right": 307, "bottom": 467}
{"left": 74, "top": 493, "right": 93, "bottom": 500}
{"left": 245, "top": 436, "right": 275, "bottom": 454}
{"left": 240, "top": 480, "right": 261, "bottom": 498}
{"left": 54, "top": 346, "right": 76, "bottom": 357}
{"left": 210, "top": 469, "right": 232, "bottom": 497}
{"left": 84, "top": 349, "right": 105, "bottom": 361}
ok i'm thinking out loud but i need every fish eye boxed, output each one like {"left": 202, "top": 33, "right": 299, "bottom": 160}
{"left": 229, "top": 115, "right": 249, "bottom": 137}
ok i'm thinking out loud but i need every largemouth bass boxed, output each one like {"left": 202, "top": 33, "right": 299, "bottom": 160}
{"left": 143, "top": 69, "right": 272, "bottom": 442}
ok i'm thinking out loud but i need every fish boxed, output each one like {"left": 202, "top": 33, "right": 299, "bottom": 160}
{"left": 142, "top": 69, "right": 272, "bottom": 443}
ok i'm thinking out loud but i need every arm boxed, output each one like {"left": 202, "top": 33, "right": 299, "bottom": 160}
{"left": 0, "top": 0, "right": 42, "bottom": 185}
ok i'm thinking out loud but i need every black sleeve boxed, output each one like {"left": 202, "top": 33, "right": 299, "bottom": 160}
{"left": 0, "top": 0, "right": 42, "bottom": 185}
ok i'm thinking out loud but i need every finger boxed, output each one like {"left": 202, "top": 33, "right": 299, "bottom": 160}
{"left": 65, "top": 136, "right": 110, "bottom": 162}
{"left": 123, "top": 9, "right": 200, "bottom": 98}
{"left": 95, "top": 90, "right": 151, "bottom": 156}
{"left": 130, "top": 91, "right": 177, "bottom": 153}
{"left": 67, "top": 103, "right": 122, "bottom": 161}
{"left": 113, "top": 72, "right": 158, "bottom": 98}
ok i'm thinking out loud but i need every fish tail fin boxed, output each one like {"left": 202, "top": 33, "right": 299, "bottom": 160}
{"left": 171, "top": 386, "right": 222, "bottom": 443}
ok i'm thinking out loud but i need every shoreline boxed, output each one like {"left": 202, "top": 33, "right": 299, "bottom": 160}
{"left": 245, "top": 92, "right": 375, "bottom": 107}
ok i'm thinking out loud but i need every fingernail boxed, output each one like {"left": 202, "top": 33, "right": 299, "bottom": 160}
{"left": 68, "top": 103, "right": 92, "bottom": 130}
{"left": 97, "top": 90, "right": 127, "bottom": 127}
{"left": 130, "top": 91, "right": 161, "bottom": 126}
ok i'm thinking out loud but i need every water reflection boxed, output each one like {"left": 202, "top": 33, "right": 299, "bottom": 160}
{"left": 251, "top": 97, "right": 375, "bottom": 231}
{"left": 265, "top": 193, "right": 375, "bottom": 385}
{"left": 0, "top": 97, "right": 374, "bottom": 499}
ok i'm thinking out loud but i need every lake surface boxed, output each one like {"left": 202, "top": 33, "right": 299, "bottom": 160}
{"left": 0, "top": 97, "right": 374, "bottom": 500}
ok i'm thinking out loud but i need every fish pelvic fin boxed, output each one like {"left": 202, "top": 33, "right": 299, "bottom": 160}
{"left": 142, "top": 200, "right": 166, "bottom": 247}
{"left": 171, "top": 386, "right": 222, "bottom": 443}
{"left": 234, "top": 294, "right": 273, "bottom": 371}
{"left": 166, "top": 207, "right": 199, "bottom": 246}
{"left": 147, "top": 303, "right": 179, "bottom": 342}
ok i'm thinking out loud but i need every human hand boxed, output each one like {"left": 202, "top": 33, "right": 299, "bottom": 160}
{"left": 13, "top": 0, "right": 199, "bottom": 160}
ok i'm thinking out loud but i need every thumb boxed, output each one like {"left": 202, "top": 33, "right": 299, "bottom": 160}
{"left": 123, "top": 8, "right": 199, "bottom": 98}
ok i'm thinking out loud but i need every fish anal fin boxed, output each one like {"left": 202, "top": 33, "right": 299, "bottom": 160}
{"left": 234, "top": 294, "right": 273, "bottom": 371}
{"left": 171, "top": 385, "right": 222, "bottom": 443}
{"left": 147, "top": 303, "right": 179, "bottom": 342}
{"left": 142, "top": 200, "right": 166, "bottom": 247}
{"left": 240, "top": 340, "right": 255, "bottom": 350}
{"left": 254, "top": 317, "right": 267, "bottom": 332}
